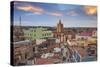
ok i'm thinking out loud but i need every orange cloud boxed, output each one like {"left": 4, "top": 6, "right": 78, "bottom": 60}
{"left": 16, "top": 5, "right": 44, "bottom": 14}
{"left": 66, "top": 10, "right": 77, "bottom": 16}
{"left": 47, "top": 12, "right": 63, "bottom": 17}
{"left": 83, "top": 6, "right": 97, "bottom": 15}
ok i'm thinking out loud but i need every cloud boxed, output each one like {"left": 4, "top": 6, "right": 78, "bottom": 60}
{"left": 16, "top": 4, "right": 44, "bottom": 14}
{"left": 83, "top": 6, "right": 97, "bottom": 15}
{"left": 16, "top": 4, "right": 63, "bottom": 16}
{"left": 66, "top": 10, "right": 78, "bottom": 16}
{"left": 47, "top": 12, "right": 63, "bottom": 17}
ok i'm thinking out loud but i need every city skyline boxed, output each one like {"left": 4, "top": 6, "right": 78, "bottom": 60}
{"left": 13, "top": 1, "right": 97, "bottom": 27}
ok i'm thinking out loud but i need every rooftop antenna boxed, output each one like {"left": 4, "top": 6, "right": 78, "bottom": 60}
{"left": 19, "top": 16, "right": 22, "bottom": 30}
{"left": 19, "top": 16, "right": 21, "bottom": 27}
{"left": 19, "top": 16, "right": 23, "bottom": 32}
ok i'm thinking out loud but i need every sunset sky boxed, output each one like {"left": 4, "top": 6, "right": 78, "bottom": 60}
{"left": 13, "top": 1, "right": 97, "bottom": 27}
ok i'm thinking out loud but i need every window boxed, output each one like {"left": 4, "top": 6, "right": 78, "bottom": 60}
{"left": 47, "top": 33, "right": 48, "bottom": 36}
{"left": 34, "top": 34, "right": 36, "bottom": 36}
{"left": 33, "top": 47, "right": 35, "bottom": 52}
{"left": 25, "top": 53, "right": 27, "bottom": 59}
{"left": 34, "top": 30, "right": 36, "bottom": 32}
{"left": 44, "top": 34, "right": 46, "bottom": 36}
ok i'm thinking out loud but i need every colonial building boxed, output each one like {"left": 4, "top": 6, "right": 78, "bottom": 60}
{"left": 13, "top": 16, "right": 25, "bottom": 42}
{"left": 13, "top": 26, "right": 25, "bottom": 42}
{"left": 24, "top": 27, "right": 53, "bottom": 40}
{"left": 57, "top": 20, "right": 64, "bottom": 33}
{"left": 53, "top": 20, "right": 75, "bottom": 43}
{"left": 13, "top": 40, "right": 34, "bottom": 65}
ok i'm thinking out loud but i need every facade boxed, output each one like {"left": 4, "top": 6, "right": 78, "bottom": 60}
{"left": 75, "top": 33, "right": 91, "bottom": 47}
{"left": 92, "top": 30, "right": 97, "bottom": 38}
{"left": 54, "top": 20, "right": 66, "bottom": 43}
{"left": 54, "top": 20, "right": 75, "bottom": 43}
{"left": 13, "top": 40, "right": 34, "bottom": 65}
{"left": 13, "top": 26, "right": 25, "bottom": 42}
{"left": 75, "top": 31, "right": 97, "bottom": 47}
{"left": 24, "top": 27, "right": 53, "bottom": 40}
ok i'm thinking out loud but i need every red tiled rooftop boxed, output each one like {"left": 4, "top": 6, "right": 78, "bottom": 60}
{"left": 35, "top": 58, "right": 60, "bottom": 64}
{"left": 80, "top": 32, "right": 92, "bottom": 36}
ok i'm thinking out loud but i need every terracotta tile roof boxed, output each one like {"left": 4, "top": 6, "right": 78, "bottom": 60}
{"left": 35, "top": 58, "right": 58, "bottom": 64}
{"left": 80, "top": 32, "right": 92, "bottom": 36}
